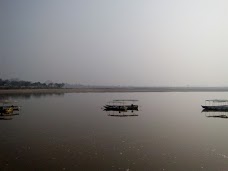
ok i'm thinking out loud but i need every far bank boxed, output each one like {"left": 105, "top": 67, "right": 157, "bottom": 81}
{"left": 1, "top": 87, "right": 228, "bottom": 95}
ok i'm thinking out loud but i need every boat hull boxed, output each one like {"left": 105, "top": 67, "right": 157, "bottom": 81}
{"left": 201, "top": 105, "right": 228, "bottom": 111}
{"left": 104, "top": 105, "right": 127, "bottom": 111}
{"left": 0, "top": 105, "right": 20, "bottom": 111}
{"left": 104, "top": 105, "right": 138, "bottom": 111}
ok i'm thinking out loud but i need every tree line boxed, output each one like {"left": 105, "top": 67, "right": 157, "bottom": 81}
{"left": 0, "top": 79, "right": 65, "bottom": 89}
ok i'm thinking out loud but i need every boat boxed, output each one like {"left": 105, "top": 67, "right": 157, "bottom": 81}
{"left": 103, "top": 100, "right": 139, "bottom": 112}
{"left": 104, "top": 105, "right": 128, "bottom": 111}
{"left": 0, "top": 100, "right": 20, "bottom": 115}
{"left": 201, "top": 99, "right": 228, "bottom": 111}
{"left": 0, "top": 106, "right": 14, "bottom": 115}
{"left": 0, "top": 105, "right": 20, "bottom": 111}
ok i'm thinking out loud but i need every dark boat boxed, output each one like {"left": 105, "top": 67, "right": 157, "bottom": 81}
{"left": 0, "top": 106, "right": 14, "bottom": 115}
{"left": 0, "top": 105, "right": 20, "bottom": 111}
{"left": 0, "top": 100, "right": 21, "bottom": 115}
{"left": 104, "top": 105, "right": 127, "bottom": 111}
{"left": 201, "top": 105, "right": 228, "bottom": 111}
{"left": 104, "top": 100, "right": 139, "bottom": 112}
{"left": 125, "top": 104, "right": 138, "bottom": 110}
{"left": 201, "top": 100, "right": 228, "bottom": 111}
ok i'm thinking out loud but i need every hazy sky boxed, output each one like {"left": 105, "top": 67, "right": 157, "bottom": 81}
{"left": 1, "top": 0, "right": 228, "bottom": 86}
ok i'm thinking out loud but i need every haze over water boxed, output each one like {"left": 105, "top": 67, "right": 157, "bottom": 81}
{"left": 1, "top": 92, "right": 228, "bottom": 170}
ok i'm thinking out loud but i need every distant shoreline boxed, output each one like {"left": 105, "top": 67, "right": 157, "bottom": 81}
{"left": 1, "top": 87, "right": 228, "bottom": 94}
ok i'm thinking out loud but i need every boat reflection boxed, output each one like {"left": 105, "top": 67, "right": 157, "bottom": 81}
{"left": 103, "top": 108, "right": 139, "bottom": 117}
{"left": 1, "top": 93, "right": 64, "bottom": 100}
{"left": 108, "top": 113, "right": 138, "bottom": 117}
{"left": 0, "top": 112, "right": 20, "bottom": 120}
{"left": 202, "top": 109, "right": 228, "bottom": 119}
{"left": 0, "top": 116, "right": 13, "bottom": 120}
{"left": 104, "top": 110, "right": 139, "bottom": 117}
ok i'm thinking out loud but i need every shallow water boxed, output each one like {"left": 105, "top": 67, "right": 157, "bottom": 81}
{"left": 1, "top": 92, "right": 228, "bottom": 170}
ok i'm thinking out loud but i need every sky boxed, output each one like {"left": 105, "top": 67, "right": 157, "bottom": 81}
{"left": 1, "top": 0, "right": 228, "bottom": 86}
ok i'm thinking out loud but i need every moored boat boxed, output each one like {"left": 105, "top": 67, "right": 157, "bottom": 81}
{"left": 104, "top": 105, "right": 127, "bottom": 111}
{"left": 0, "top": 106, "right": 14, "bottom": 115}
{"left": 0, "top": 100, "right": 20, "bottom": 115}
{"left": 201, "top": 100, "right": 228, "bottom": 111}
{"left": 103, "top": 100, "right": 139, "bottom": 112}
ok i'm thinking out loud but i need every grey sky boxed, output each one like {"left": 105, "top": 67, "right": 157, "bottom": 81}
{"left": 1, "top": 0, "right": 228, "bottom": 86}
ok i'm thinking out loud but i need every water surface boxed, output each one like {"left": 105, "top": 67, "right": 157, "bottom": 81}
{"left": 1, "top": 92, "right": 228, "bottom": 170}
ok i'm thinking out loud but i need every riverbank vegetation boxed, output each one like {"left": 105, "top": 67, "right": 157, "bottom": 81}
{"left": 0, "top": 79, "right": 64, "bottom": 89}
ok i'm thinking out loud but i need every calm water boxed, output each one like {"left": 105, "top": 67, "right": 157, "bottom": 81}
{"left": 1, "top": 92, "right": 228, "bottom": 170}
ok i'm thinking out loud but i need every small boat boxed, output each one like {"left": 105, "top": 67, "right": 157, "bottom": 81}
{"left": 2, "top": 105, "right": 20, "bottom": 111}
{"left": 201, "top": 99, "right": 228, "bottom": 111}
{"left": 0, "top": 106, "right": 14, "bottom": 115}
{"left": 103, "top": 100, "right": 139, "bottom": 112}
{"left": 104, "top": 105, "right": 127, "bottom": 111}
{"left": 0, "top": 100, "right": 20, "bottom": 115}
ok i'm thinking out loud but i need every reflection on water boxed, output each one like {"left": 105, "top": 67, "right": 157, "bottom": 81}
{"left": 0, "top": 114, "right": 20, "bottom": 120}
{"left": 103, "top": 107, "right": 139, "bottom": 117}
{"left": 105, "top": 110, "right": 139, "bottom": 117}
{"left": 202, "top": 109, "right": 228, "bottom": 119}
{"left": 108, "top": 114, "right": 138, "bottom": 117}
{"left": 0, "top": 92, "right": 64, "bottom": 100}
{"left": 0, "top": 116, "right": 13, "bottom": 120}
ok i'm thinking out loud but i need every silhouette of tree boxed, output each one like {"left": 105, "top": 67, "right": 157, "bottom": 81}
{"left": 0, "top": 78, "right": 65, "bottom": 89}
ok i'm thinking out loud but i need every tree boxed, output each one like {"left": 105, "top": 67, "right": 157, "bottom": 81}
{"left": 0, "top": 79, "right": 64, "bottom": 89}
{"left": 48, "top": 83, "right": 53, "bottom": 88}
{"left": 54, "top": 83, "right": 65, "bottom": 88}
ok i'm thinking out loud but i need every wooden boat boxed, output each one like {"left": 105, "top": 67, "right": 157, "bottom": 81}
{"left": 0, "top": 106, "right": 14, "bottom": 114}
{"left": 201, "top": 105, "right": 228, "bottom": 111}
{"left": 1, "top": 105, "right": 20, "bottom": 111}
{"left": 104, "top": 100, "right": 139, "bottom": 112}
{"left": 0, "top": 100, "right": 20, "bottom": 115}
{"left": 201, "top": 100, "right": 228, "bottom": 111}
{"left": 104, "top": 105, "right": 127, "bottom": 111}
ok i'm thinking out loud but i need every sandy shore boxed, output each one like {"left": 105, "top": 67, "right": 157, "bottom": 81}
{"left": 1, "top": 87, "right": 228, "bottom": 95}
